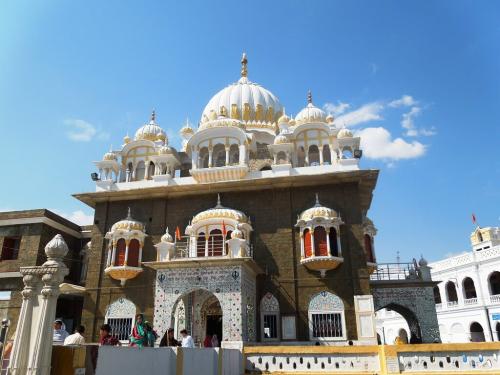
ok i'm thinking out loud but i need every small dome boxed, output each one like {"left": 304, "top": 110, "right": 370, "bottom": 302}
{"left": 277, "top": 108, "right": 290, "bottom": 124}
{"left": 326, "top": 114, "right": 334, "bottom": 124}
{"left": 274, "top": 134, "right": 289, "bottom": 145}
{"left": 161, "top": 228, "right": 174, "bottom": 243}
{"left": 231, "top": 229, "right": 244, "bottom": 239}
{"left": 103, "top": 151, "right": 117, "bottom": 161}
{"left": 295, "top": 91, "right": 327, "bottom": 125}
{"left": 180, "top": 120, "right": 194, "bottom": 138}
{"left": 289, "top": 118, "right": 296, "bottom": 127}
{"left": 337, "top": 128, "right": 353, "bottom": 139}
{"left": 200, "top": 54, "right": 283, "bottom": 125}
{"left": 123, "top": 134, "right": 131, "bottom": 144}
{"left": 299, "top": 194, "right": 338, "bottom": 221}
{"left": 418, "top": 256, "right": 428, "bottom": 267}
{"left": 135, "top": 111, "right": 167, "bottom": 142}
{"left": 192, "top": 195, "right": 248, "bottom": 225}
{"left": 111, "top": 208, "right": 145, "bottom": 232}
{"left": 158, "top": 146, "right": 173, "bottom": 155}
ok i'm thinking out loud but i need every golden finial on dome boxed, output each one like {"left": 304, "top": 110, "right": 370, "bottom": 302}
{"left": 307, "top": 90, "right": 313, "bottom": 104}
{"left": 151, "top": 110, "right": 156, "bottom": 122}
{"left": 241, "top": 52, "right": 248, "bottom": 77}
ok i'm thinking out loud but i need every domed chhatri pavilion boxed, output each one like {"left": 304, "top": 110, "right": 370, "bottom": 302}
{"left": 76, "top": 54, "right": 380, "bottom": 346}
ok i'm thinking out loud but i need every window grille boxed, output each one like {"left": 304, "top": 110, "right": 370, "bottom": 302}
{"left": 311, "top": 313, "right": 343, "bottom": 339}
{"left": 263, "top": 314, "right": 278, "bottom": 339}
{"left": 106, "top": 317, "right": 133, "bottom": 341}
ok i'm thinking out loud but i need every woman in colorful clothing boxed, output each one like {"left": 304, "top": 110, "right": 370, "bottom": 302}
{"left": 129, "top": 314, "right": 148, "bottom": 347}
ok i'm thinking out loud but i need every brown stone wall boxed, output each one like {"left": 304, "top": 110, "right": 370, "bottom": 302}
{"left": 83, "top": 179, "right": 374, "bottom": 342}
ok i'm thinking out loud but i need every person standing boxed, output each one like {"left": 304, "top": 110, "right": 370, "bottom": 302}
{"left": 99, "top": 324, "right": 120, "bottom": 346}
{"left": 129, "top": 314, "right": 148, "bottom": 347}
{"left": 53, "top": 320, "right": 69, "bottom": 344}
{"left": 180, "top": 329, "right": 194, "bottom": 348}
{"left": 144, "top": 321, "right": 159, "bottom": 347}
{"left": 159, "top": 328, "right": 181, "bottom": 347}
{"left": 64, "top": 325, "right": 86, "bottom": 345}
{"left": 203, "top": 334, "right": 212, "bottom": 348}
{"left": 211, "top": 334, "right": 219, "bottom": 348}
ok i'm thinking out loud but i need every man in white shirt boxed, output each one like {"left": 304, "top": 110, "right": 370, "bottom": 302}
{"left": 64, "top": 325, "right": 86, "bottom": 346}
{"left": 180, "top": 329, "right": 194, "bottom": 348}
{"left": 53, "top": 320, "right": 69, "bottom": 344}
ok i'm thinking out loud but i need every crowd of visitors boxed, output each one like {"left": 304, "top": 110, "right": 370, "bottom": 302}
{"left": 51, "top": 313, "right": 210, "bottom": 348}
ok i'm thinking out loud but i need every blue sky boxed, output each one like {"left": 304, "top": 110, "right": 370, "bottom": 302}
{"left": 0, "top": 1, "right": 499, "bottom": 262}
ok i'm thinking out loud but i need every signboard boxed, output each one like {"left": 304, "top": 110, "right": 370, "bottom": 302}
{"left": 491, "top": 313, "right": 500, "bottom": 321}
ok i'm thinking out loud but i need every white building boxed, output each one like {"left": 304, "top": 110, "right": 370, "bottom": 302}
{"left": 376, "top": 226, "right": 500, "bottom": 344}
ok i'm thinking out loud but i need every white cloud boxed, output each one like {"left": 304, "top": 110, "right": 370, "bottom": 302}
{"left": 334, "top": 102, "right": 384, "bottom": 127}
{"left": 323, "top": 101, "right": 351, "bottom": 116}
{"left": 389, "top": 95, "right": 418, "bottom": 108}
{"left": 64, "top": 119, "right": 109, "bottom": 142}
{"left": 401, "top": 106, "right": 436, "bottom": 137}
{"left": 356, "top": 127, "right": 426, "bottom": 160}
{"left": 53, "top": 209, "right": 94, "bottom": 226}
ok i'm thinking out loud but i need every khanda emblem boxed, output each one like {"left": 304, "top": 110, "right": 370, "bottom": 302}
{"left": 231, "top": 270, "right": 239, "bottom": 280}
{"left": 158, "top": 274, "right": 166, "bottom": 283}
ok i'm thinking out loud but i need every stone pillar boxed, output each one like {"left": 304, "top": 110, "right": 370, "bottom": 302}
{"left": 239, "top": 144, "right": 246, "bottom": 165}
{"left": 225, "top": 147, "right": 230, "bottom": 166}
{"left": 208, "top": 149, "right": 213, "bottom": 168}
{"left": 8, "top": 234, "right": 69, "bottom": 375}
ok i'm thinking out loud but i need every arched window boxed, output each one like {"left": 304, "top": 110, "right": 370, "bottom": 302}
{"left": 105, "top": 298, "right": 136, "bottom": 342}
{"left": 470, "top": 322, "right": 485, "bottom": 342}
{"left": 213, "top": 144, "right": 226, "bottom": 167}
{"left": 303, "top": 229, "right": 312, "bottom": 257}
{"left": 328, "top": 228, "right": 339, "bottom": 257}
{"left": 276, "top": 151, "right": 287, "bottom": 164}
{"left": 313, "top": 227, "right": 328, "bottom": 256}
{"left": 115, "top": 239, "right": 126, "bottom": 266}
{"left": 127, "top": 239, "right": 140, "bottom": 267}
{"left": 364, "top": 234, "right": 375, "bottom": 263}
{"left": 446, "top": 281, "right": 458, "bottom": 303}
{"left": 322, "top": 145, "right": 332, "bottom": 165}
{"left": 308, "top": 145, "right": 320, "bottom": 166}
{"left": 135, "top": 161, "right": 146, "bottom": 180}
{"left": 197, "top": 232, "right": 206, "bottom": 257}
{"left": 148, "top": 162, "right": 155, "bottom": 179}
{"left": 308, "top": 291, "right": 345, "bottom": 340}
{"left": 199, "top": 147, "right": 209, "bottom": 168}
{"left": 208, "top": 229, "right": 223, "bottom": 256}
{"left": 433, "top": 286, "right": 442, "bottom": 304}
{"left": 127, "top": 162, "right": 133, "bottom": 181}
{"left": 260, "top": 293, "right": 280, "bottom": 341}
{"left": 489, "top": 272, "right": 500, "bottom": 295}
{"left": 463, "top": 277, "right": 477, "bottom": 300}
{"left": 229, "top": 144, "right": 239, "bottom": 165}
{"left": 297, "top": 146, "right": 305, "bottom": 167}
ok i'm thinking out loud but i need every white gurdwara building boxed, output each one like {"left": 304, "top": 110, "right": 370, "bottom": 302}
{"left": 376, "top": 225, "right": 500, "bottom": 344}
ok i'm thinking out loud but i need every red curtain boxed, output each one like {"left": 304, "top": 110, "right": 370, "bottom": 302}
{"left": 314, "top": 227, "right": 328, "bottom": 256}
{"left": 304, "top": 229, "right": 312, "bottom": 257}
{"left": 115, "top": 239, "right": 126, "bottom": 266}
{"left": 209, "top": 229, "right": 223, "bottom": 256}
{"left": 128, "top": 239, "right": 140, "bottom": 267}
{"left": 197, "top": 233, "right": 206, "bottom": 257}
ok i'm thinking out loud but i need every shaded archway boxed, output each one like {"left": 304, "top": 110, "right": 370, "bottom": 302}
{"left": 463, "top": 277, "right": 477, "bottom": 300}
{"left": 376, "top": 303, "right": 422, "bottom": 342}
{"left": 446, "top": 281, "right": 458, "bottom": 304}
{"left": 489, "top": 271, "right": 500, "bottom": 295}
{"left": 470, "top": 322, "right": 485, "bottom": 342}
{"left": 433, "top": 286, "right": 442, "bottom": 304}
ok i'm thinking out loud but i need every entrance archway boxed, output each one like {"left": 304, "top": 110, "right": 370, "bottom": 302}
{"left": 171, "top": 289, "right": 223, "bottom": 347}
{"left": 376, "top": 303, "right": 422, "bottom": 343}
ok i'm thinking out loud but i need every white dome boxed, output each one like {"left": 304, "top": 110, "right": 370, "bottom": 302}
{"left": 111, "top": 208, "right": 145, "bottom": 232}
{"left": 337, "top": 128, "right": 353, "bottom": 139}
{"left": 274, "top": 134, "right": 289, "bottom": 145}
{"left": 103, "top": 151, "right": 117, "bottom": 161}
{"left": 135, "top": 111, "right": 167, "bottom": 142}
{"left": 200, "top": 54, "right": 283, "bottom": 125}
{"left": 192, "top": 195, "right": 248, "bottom": 225}
{"left": 161, "top": 228, "right": 174, "bottom": 243}
{"left": 295, "top": 91, "right": 327, "bottom": 125}
{"left": 299, "top": 194, "right": 338, "bottom": 221}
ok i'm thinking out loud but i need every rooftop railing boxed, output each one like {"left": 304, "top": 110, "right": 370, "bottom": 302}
{"left": 370, "top": 262, "right": 420, "bottom": 281}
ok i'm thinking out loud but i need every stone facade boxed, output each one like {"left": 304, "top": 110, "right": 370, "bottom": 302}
{"left": 81, "top": 172, "right": 378, "bottom": 343}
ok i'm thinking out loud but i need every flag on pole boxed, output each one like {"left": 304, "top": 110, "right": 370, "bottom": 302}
{"left": 175, "top": 226, "right": 182, "bottom": 241}
{"left": 222, "top": 221, "right": 227, "bottom": 237}
{"left": 472, "top": 213, "right": 477, "bottom": 225}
